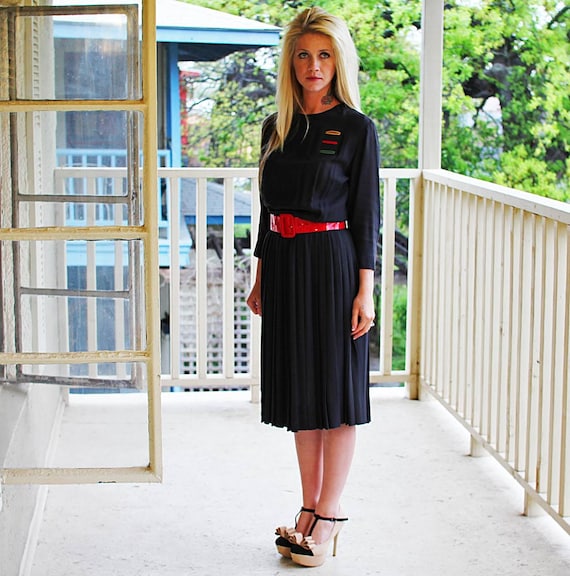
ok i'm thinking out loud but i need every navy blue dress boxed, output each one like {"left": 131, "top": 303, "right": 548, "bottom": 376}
{"left": 254, "top": 104, "right": 380, "bottom": 432}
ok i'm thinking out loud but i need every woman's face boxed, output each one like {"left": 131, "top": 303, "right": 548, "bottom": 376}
{"left": 292, "top": 33, "right": 336, "bottom": 98}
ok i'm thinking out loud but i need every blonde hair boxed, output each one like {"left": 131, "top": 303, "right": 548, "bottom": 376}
{"left": 260, "top": 7, "right": 361, "bottom": 175}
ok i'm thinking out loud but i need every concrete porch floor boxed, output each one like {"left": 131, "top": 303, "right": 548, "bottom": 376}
{"left": 28, "top": 387, "right": 570, "bottom": 576}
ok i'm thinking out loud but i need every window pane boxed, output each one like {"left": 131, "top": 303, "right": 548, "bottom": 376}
{"left": 1, "top": 239, "right": 146, "bottom": 355}
{"left": 0, "top": 110, "right": 144, "bottom": 228}
{"left": 1, "top": 5, "right": 140, "bottom": 101}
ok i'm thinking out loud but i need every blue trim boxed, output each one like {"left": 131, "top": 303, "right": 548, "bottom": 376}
{"left": 184, "top": 215, "right": 250, "bottom": 226}
{"left": 65, "top": 240, "right": 191, "bottom": 268}
{"left": 57, "top": 148, "right": 171, "bottom": 167}
{"left": 167, "top": 44, "right": 182, "bottom": 168}
{"left": 53, "top": 21, "right": 279, "bottom": 47}
{"left": 156, "top": 28, "right": 279, "bottom": 46}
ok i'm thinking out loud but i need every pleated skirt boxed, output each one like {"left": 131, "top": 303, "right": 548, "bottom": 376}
{"left": 259, "top": 228, "right": 371, "bottom": 432}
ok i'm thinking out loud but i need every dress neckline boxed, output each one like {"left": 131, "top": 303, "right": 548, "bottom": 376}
{"left": 297, "top": 103, "right": 343, "bottom": 117}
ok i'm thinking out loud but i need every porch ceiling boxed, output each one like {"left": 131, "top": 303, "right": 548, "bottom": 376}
{"left": 52, "top": 0, "right": 281, "bottom": 61}
{"left": 157, "top": 0, "right": 280, "bottom": 61}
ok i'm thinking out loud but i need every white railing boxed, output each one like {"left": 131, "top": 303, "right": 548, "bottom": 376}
{"left": 158, "top": 168, "right": 262, "bottom": 398}
{"left": 157, "top": 168, "right": 421, "bottom": 400}
{"left": 52, "top": 166, "right": 420, "bottom": 397}
{"left": 420, "top": 168, "right": 570, "bottom": 535}
{"left": 52, "top": 163, "right": 570, "bottom": 532}
{"left": 57, "top": 148, "right": 172, "bottom": 168}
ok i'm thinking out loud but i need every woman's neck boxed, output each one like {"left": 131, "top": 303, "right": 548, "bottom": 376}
{"left": 301, "top": 91, "right": 339, "bottom": 115}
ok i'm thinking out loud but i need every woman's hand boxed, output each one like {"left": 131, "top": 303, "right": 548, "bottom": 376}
{"left": 351, "top": 269, "right": 375, "bottom": 340}
{"left": 247, "top": 284, "right": 262, "bottom": 316}
{"left": 247, "top": 260, "right": 263, "bottom": 316}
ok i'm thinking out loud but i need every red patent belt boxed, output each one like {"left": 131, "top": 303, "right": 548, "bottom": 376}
{"left": 270, "top": 213, "right": 347, "bottom": 239}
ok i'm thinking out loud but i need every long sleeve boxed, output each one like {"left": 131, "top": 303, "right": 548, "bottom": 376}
{"left": 253, "top": 114, "right": 276, "bottom": 258}
{"left": 347, "top": 117, "right": 380, "bottom": 270}
{"left": 253, "top": 201, "right": 270, "bottom": 258}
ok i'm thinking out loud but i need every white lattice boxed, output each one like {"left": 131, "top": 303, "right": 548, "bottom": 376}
{"left": 177, "top": 256, "right": 251, "bottom": 378}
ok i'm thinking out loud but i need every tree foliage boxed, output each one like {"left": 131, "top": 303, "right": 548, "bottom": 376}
{"left": 443, "top": 1, "right": 570, "bottom": 200}
{"left": 181, "top": 0, "right": 569, "bottom": 201}
{"left": 181, "top": 50, "right": 276, "bottom": 166}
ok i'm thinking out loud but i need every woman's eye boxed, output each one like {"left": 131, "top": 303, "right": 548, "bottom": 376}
{"left": 297, "top": 51, "right": 308, "bottom": 59}
{"left": 320, "top": 52, "right": 331, "bottom": 59}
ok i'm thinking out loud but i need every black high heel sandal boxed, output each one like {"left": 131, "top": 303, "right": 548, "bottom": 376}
{"left": 275, "top": 506, "right": 315, "bottom": 558}
{"left": 290, "top": 513, "right": 349, "bottom": 567}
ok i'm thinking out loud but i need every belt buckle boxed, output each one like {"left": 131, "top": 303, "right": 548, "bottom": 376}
{"left": 280, "top": 213, "right": 296, "bottom": 238}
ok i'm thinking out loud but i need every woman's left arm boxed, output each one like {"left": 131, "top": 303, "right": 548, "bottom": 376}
{"left": 347, "top": 116, "right": 380, "bottom": 340}
{"left": 351, "top": 269, "right": 375, "bottom": 340}
{"left": 346, "top": 116, "right": 380, "bottom": 272}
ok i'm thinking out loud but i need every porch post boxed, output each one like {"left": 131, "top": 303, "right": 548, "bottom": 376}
{"left": 407, "top": 0, "right": 444, "bottom": 399}
{"left": 418, "top": 0, "right": 444, "bottom": 170}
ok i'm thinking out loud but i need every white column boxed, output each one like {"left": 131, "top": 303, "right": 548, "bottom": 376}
{"left": 418, "top": 0, "right": 444, "bottom": 169}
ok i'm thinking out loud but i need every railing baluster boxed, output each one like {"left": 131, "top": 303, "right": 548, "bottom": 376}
{"left": 516, "top": 213, "right": 536, "bottom": 477}
{"left": 489, "top": 202, "right": 505, "bottom": 449}
{"left": 379, "top": 175, "right": 396, "bottom": 375}
{"left": 223, "top": 177, "right": 235, "bottom": 380}
{"left": 481, "top": 199, "right": 495, "bottom": 442}
{"left": 526, "top": 216, "right": 545, "bottom": 496}
{"left": 497, "top": 206, "right": 513, "bottom": 457}
{"left": 434, "top": 186, "right": 451, "bottom": 399}
{"left": 114, "top": 177, "right": 126, "bottom": 379}
{"left": 86, "top": 178, "right": 97, "bottom": 378}
{"left": 456, "top": 190, "right": 469, "bottom": 418}
{"left": 471, "top": 197, "right": 482, "bottom": 431}
{"left": 449, "top": 186, "right": 461, "bottom": 408}
{"left": 542, "top": 219, "right": 557, "bottom": 502}
{"left": 169, "top": 176, "right": 181, "bottom": 381}
{"left": 422, "top": 178, "right": 435, "bottom": 387}
{"left": 195, "top": 176, "right": 208, "bottom": 381}
{"left": 558, "top": 226, "right": 570, "bottom": 518}
{"left": 508, "top": 209, "right": 523, "bottom": 469}
{"left": 464, "top": 194, "right": 477, "bottom": 425}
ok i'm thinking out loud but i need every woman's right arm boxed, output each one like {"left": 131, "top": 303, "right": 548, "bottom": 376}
{"left": 247, "top": 259, "right": 262, "bottom": 316}
{"left": 248, "top": 114, "right": 275, "bottom": 316}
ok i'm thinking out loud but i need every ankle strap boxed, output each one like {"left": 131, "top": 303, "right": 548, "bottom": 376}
{"left": 294, "top": 506, "right": 316, "bottom": 526}
{"left": 314, "top": 513, "right": 348, "bottom": 522}
{"left": 300, "top": 507, "right": 316, "bottom": 514}
{"left": 308, "top": 513, "right": 349, "bottom": 534}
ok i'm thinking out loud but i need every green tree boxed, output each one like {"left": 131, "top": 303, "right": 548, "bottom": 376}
{"left": 183, "top": 0, "right": 569, "bottom": 200}
{"left": 182, "top": 50, "right": 276, "bottom": 167}
{"left": 187, "top": 0, "right": 422, "bottom": 171}
{"left": 442, "top": 1, "right": 570, "bottom": 199}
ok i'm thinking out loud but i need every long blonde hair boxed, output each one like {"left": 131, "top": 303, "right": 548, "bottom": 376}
{"left": 260, "top": 7, "right": 361, "bottom": 176}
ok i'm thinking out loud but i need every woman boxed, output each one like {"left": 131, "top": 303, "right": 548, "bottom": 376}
{"left": 247, "top": 6, "right": 380, "bottom": 568}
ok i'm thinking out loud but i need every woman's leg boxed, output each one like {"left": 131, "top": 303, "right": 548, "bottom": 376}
{"left": 293, "top": 425, "right": 356, "bottom": 542}
{"left": 294, "top": 429, "right": 324, "bottom": 535}
{"left": 312, "top": 425, "right": 356, "bottom": 544}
